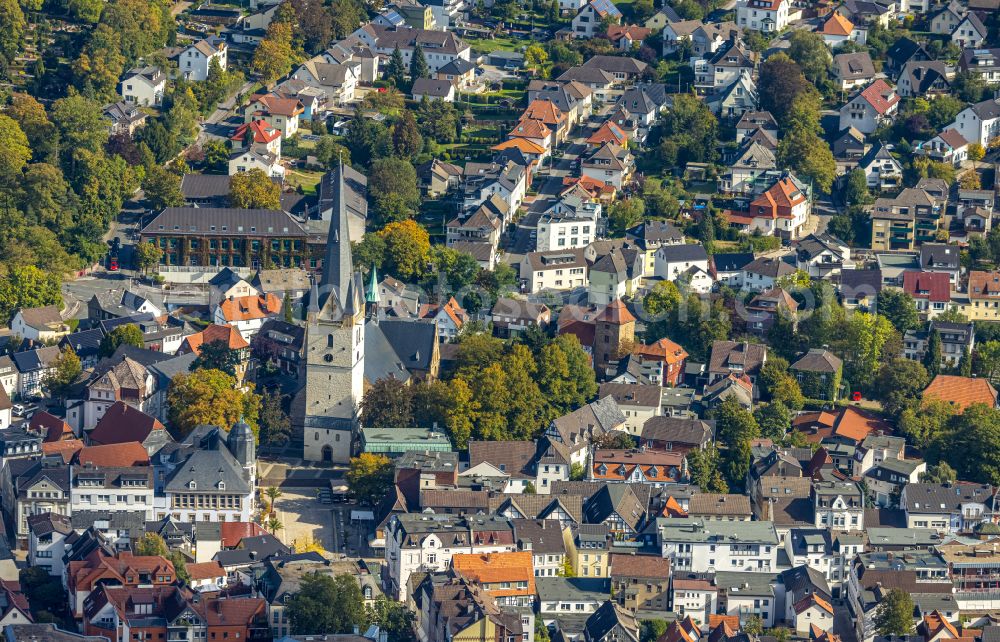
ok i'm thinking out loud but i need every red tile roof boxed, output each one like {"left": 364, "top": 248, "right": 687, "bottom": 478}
{"left": 230, "top": 119, "right": 281, "bottom": 144}
{"left": 220, "top": 522, "right": 267, "bottom": 548}
{"left": 924, "top": 374, "right": 999, "bottom": 411}
{"left": 217, "top": 293, "right": 282, "bottom": 323}
{"left": 749, "top": 176, "right": 807, "bottom": 219}
{"left": 634, "top": 338, "right": 688, "bottom": 365}
{"left": 587, "top": 121, "right": 627, "bottom": 146}
{"left": 250, "top": 94, "right": 305, "bottom": 117}
{"left": 42, "top": 439, "right": 84, "bottom": 463}
{"left": 822, "top": 12, "right": 853, "bottom": 35}
{"left": 77, "top": 442, "right": 150, "bottom": 467}
{"left": 902, "top": 270, "right": 950, "bottom": 302}
{"left": 186, "top": 561, "right": 226, "bottom": 581}
{"left": 30, "top": 411, "right": 74, "bottom": 442}
{"left": 860, "top": 79, "right": 899, "bottom": 115}
{"left": 88, "top": 401, "right": 166, "bottom": 447}
{"left": 180, "top": 323, "right": 250, "bottom": 355}
{"left": 607, "top": 24, "right": 652, "bottom": 42}
{"left": 594, "top": 299, "right": 636, "bottom": 325}
{"left": 833, "top": 406, "right": 891, "bottom": 443}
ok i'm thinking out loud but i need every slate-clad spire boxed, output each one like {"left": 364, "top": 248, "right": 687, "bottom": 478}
{"left": 319, "top": 158, "right": 354, "bottom": 317}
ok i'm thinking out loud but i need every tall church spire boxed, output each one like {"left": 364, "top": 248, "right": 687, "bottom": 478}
{"left": 319, "top": 159, "right": 354, "bottom": 318}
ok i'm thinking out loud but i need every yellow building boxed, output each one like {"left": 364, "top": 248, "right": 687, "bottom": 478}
{"left": 963, "top": 270, "right": 1000, "bottom": 320}
{"left": 563, "top": 524, "right": 611, "bottom": 578}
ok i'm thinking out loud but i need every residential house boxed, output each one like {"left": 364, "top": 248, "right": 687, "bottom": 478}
{"left": 177, "top": 37, "right": 227, "bottom": 81}
{"left": 958, "top": 47, "right": 1000, "bottom": 85}
{"left": 572, "top": 0, "right": 623, "bottom": 38}
{"left": 351, "top": 24, "right": 471, "bottom": 74}
{"left": 411, "top": 77, "right": 456, "bottom": 102}
{"left": 384, "top": 513, "right": 516, "bottom": 600}
{"left": 790, "top": 349, "right": 843, "bottom": 400}
{"left": 821, "top": 12, "right": 860, "bottom": 46}
{"left": 903, "top": 271, "right": 951, "bottom": 318}
{"left": 520, "top": 249, "right": 589, "bottom": 294}
{"left": 102, "top": 101, "right": 147, "bottom": 136}
{"left": 897, "top": 60, "right": 952, "bottom": 99}
{"left": 741, "top": 256, "right": 797, "bottom": 291}
{"left": 582, "top": 143, "right": 634, "bottom": 188}
{"left": 951, "top": 13, "right": 987, "bottom": 48}
{"left": 245, "top": 93, "right": 304, "bottom": 139}
{"left": 736, "top": 0, "right": 790, "bottom": 32}
{"left": 870, "top": 187, "right": 943, "bottom": 251}
{"left": 491, "top": 297, "right": 551, "bottom": 338}
{"left": 916, "top": 129, "right": 969, "bottom": 166}
{"left": 610, "top": 554, "right": 671, "bottom": 611}
{"left": 952, "top": 97, "right": 1000, "bottom": 148}
{"left": 119, "top": 67, "right": 166, "bottom": 107}
{"left": 11, "top": 306, "right": 68, "bottom": 342}
{"left": 838, "top": 80, "right": 900, "bottom": 135}
{"left": 832, "top": 53, "right": 877, "bottom": 91}
{"left": 858, "top": 143, "right": 903, "bottom": 191}
{"left": 901, "top": 481, "right": 994, "bottom": 532}
{"left": 657, "top": 518, "right": 779, "bottom": 573}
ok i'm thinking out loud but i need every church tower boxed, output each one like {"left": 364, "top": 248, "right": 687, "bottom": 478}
{"left": 301, "top": 160, "right": 365, "bottom": 463}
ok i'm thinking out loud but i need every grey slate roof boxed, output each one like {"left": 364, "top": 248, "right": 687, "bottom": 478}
{"left": 163, "top": 446, "right": 251, "bottom": 495}
{"left": 141, "top": 208, "right": 308, "bottom": 237}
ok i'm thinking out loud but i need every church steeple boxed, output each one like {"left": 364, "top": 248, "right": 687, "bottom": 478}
{"left": 319, "top": 159, "right": 357, "bottom": 321}
{"left": 365, "top": 264, "right": 380, "bottom": 318}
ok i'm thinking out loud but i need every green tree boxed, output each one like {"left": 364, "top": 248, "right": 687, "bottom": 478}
{"left": 252, "top": 21, "right": 297, "bottom": 83}
{"left": 876, "top": 358, "right": 930, "bottom": 420}
{"left": 922, "top": 329, "right": 942, "bottom": 376}
{"left": 778, "top": 127, "right": 836, "bottom": 192}
{"left": 203, "top": 139, "right": 229, "bottom": 171}
{"left": 134, "top": 532, "right": 169, "bottom": 556}
{"left": 42, "top": 347, "right": 82, "bottom": 399}
{"left": 0, "top": 0, "right": 25, "bottom": 75}
{"left": 367, "top": 596, "right": 417, "bottom": 642}
{"left": 524, "top": 44, "right": 550, "bottom": 76}
{"left": 0, "top": 115, "right": 31, "bottom": 183}
{"left": 134, "top": 241, "right": 164, "bottom": 274}
{"left": 898, "top": 398, "right": 954, "bottom": 451}
{"left": 386, "top": 46, "right": 406, "bottom": 87}
{"left": 167, "top": 369, "right": 261, "bottom": 438}
{"left": 643, "top": 280, "right": 681, "bottom": 316}
{"left": 143, "top": 165, "right": 184, "bottom": 211}
{"left": 661, "top": 93, "right": 718, "bottom": 164}
{"left": 258, "top": 389, "right": 292, "bottom": 445}
{"left": 844, "top": 168, "right": 872, "bottom": 206}
{"left": 369, "top": 158, "right": 421, "bottom": 225}
{"left": 754, "top": 401, "right": 791, "bottom": 441}
{"left": 920, "top": 461, "right": 957, "bottom": 484}
{"left": 608, "top": 198, "right": 645, "bottom": 237}
{"left": 873, "top": 588, "right": 915, "bottom": 637}
{"left": 570, "top": 462, "right": 586, "bottom": 481}
{"left": 786, "top": 30, "right": 830, "bottom": 83}
{"left": 641, "top": 620, "right": 669, "bottom": 642}
{"left": 757, "top": 53, "right": 811, "bottom": 124}
{"left": 846, "top": 312, "right": 898, "bottom": 391}
{"left": 288, "top": 573, "right": 368, "bottom": 635}
{"left": 687, "top": 443, "right": 728, "bottom": 492}
{"left": 230, "top": 168, "right": 282, "bottom": 209}
{"left": 99, "top": 323, "right": 144, "bottom": 357}
{"left": 391, "top": 111, "right": 422, "bottom": 160}
{"left": 594, "top": 432, "right": 637, "bottom": 450}
{"left": 0, "top": 265, "right": 63, "bottom": 324}
{"left": 360, "top": 377, "right": 414, "bottom": 428}
{"left": 346, "top": 453, "right": 394, "bottom": 506}
{"left": 191, "top": 339, "right": 241, "bottom": 376}
{"left": 714, "top": 397, "right": 760, "bottom": 490}
{"left": 410, "top": 43, "right": 429, "bottom": 79}
{"left": 878, "top": 289, "right": 919, "bottom": 333}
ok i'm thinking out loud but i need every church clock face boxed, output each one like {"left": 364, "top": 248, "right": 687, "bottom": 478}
{"left": 324, "top": 353, "right": 334, "bottom": 363}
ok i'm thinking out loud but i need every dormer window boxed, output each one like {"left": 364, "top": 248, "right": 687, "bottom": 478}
{"left": 598, "top": 464, "right": 607, "bottom": 475}
{"left": 188, "top": 481, "right": 197, "bottom": 490}
{"left": 217, "top": 481, "right": 226, "bottom": 490}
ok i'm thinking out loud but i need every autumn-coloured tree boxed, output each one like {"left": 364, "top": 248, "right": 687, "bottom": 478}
{"left": 345, "top": 453, "right": 394, "bottom": 506}
{"left": 378, "top": 219, "right": 430, "bottom": 280}
{"left": 230, "top": 168, "right": 282, "bottom": 209}
{"left": 167, "top": 369, "right": 261, "bottom": 438}
{"left": 252, "top": 21, "right": 297, "bottom": 84}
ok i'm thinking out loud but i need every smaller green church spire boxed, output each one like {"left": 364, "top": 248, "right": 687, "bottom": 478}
{"left": 365, "top": 264, "right": 380, "bottom": 304}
